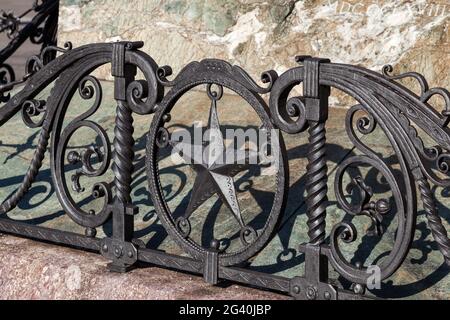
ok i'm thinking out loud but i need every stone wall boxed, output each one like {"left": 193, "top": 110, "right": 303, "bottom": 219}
{"left": 58, "top": 0, "right": 449, "bottom": 107}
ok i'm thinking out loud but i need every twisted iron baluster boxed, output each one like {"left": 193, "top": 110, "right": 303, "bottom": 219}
{"left": 291, "top": 59, "right": 332, "bottom": 298}
{"left": 305, "top": 121, "right": 328, "bottom": 245}
{"left": 112, "top": 100, "right": 134, "bottom": 204}
{"left": 102, "top": 43, "right": 139, "bottom": 272}
{"left": 418, "top": 177, "right": 450, "bottom": 265}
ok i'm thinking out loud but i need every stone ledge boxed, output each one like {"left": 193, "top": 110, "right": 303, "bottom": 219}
{"left": 0, "top": 234, "right": 284, "bottom": 300}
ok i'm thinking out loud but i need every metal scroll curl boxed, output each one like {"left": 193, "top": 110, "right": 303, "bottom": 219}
{"left": 381, "top": 64, "right": 450, "bottom": 187}
{"left": 124, "top": 45, "right": 164, "bottom": 115}
{"left": 52, "top": 75, "right": 112, "bottom": 229}
{"left": 268, "top": 66, "right": 308, "bottom": 134}
{"left": 393, "top": 104, "right": 450, "bottom": 188}
{"left": 0, "top": 42, "right": 163, "bottom": 230}
{"left": 21, "top": 99, "right": 46, "bottom": 128}
{"left": 327, "top": 103, "right": 416, "bottom": 285}
{"left": 156, "top": 58, "right": 278, "bottom": 94}
{"left": 26, "top": 42, "right": 73, "bottom": 75}
{"left": 267, "top": 63, "right": 419, "bottom": 284}
{"left": 48, "top": 42, "right": 163, "bottom": 231}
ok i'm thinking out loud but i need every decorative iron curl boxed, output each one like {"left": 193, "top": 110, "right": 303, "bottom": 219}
{"left": 232, "top": 66, "right": 278, "bottom": 94}
{"left": 324, "top": 95, "right": 416, "bottom": 284}
{"left": 383, "top": 64, "right": 450, "bottom": 128}
{"left": 382, "top": 64, "right": 429, "bottom": 97}
{"left": 316, "top": 62, "right": 450, "bottom": 278}
{"left": 25, "top": 41, "right": 73, "bottom": 76}
{"left": 343, "top": 105, "right": 391, "bottom": 237}
{"left": 156, "top": 60, "right": 278, "bottom": 94}
{"left": 53, "top": 75, "right": 113, "bottom": 228}
{"left": 21, "top": 99, "right": 46, "bottom": 128}
{"left": 271, "top": 92, "right": 308, "bottom": 134}
{"left": 124, "top": 47, "right": 164, "bottom": 115}
{"left": 156, "top": 65, "right": 175, "bottom": 87}
{"left": 395, "top": 108, "right": 442, "bottom": 162}
{"left": 268, "top": 66, "right": 308, "bottom": 134}
{"left": 345, "top": 104, "right": 378, "bottom": 156}
{"left": 421, "top": 88, "right": 450, "bottom": 127}
{"left": 330, "top": 154, "right": 407, "bottom": 284}
{"left": 394, "top": 106, "right": 450, "bottom": 187}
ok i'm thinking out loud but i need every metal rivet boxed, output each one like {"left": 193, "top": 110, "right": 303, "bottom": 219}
{"left": 353, "top": 284, "right": 364, "bottom": 295}
{"left": 292, "top": 285, "right": 301, "bottom": 294}
{"left": 127, "top": 251, "right": 133, "bottom": 258}
{"left": 162, "top": 114, "right": 171, "bottom": 122}
{"left": 210, "top": 239, "right": 220, "bottom": 250}
{"left": 376, "top": 199, "right": 390, "bottom": 214}
{"left": 324, "top": 291, "right": 331, "bottom": 300}
{"left": 85, "top": 227, "right": 96, "bottom": 238}
{"left": 306, "top": 286, "right": 317, "bottom": 300}
{"left": 114, "top": 246, "right": 122, "bottom": 258}
{"left": 102, "top": 244, "right": 108, "bottom": 252}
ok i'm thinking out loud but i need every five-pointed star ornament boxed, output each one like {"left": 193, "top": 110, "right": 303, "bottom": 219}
{"left": 170, "top": 86, "right": 259, "bottom": 236}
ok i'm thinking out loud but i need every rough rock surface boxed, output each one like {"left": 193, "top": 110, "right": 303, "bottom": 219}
{"left": 0, "top": 234, "right": 284, "bottom": 299}
{"left": 58, "top": 0, "right": 449, "bottom": 106}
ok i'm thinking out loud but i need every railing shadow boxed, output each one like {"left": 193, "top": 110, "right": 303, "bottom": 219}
{"left": 0, "top": 118, "right": 449, "bottom": 299}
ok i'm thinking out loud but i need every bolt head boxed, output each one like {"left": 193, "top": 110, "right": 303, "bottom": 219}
{"left": 210, "top": 239, "right": 220, "bottom": 250}
{"left": 376, "top": 199, "right": 390, "bottom": 214}
{"left": 162, "top": 114, "right": 171, "bottom": 122}
{"left": 114, "top": 246, "right": 123, "bottom": 258}
{"left": 102, "top": 244, "right": 108, "bottom": 252}
{"left": 292, "top": 285, "right": 301, "bottom": 294}
{"left": 67, "top": 151, "right": 80, "bottom": 164}
{"left": 306, "top": 286, "right": 317, "bottom": 300}
{"left": 353, "top": 284, "right": 364, "bottom": 295}
{"left": 85, "top": 227, "right": 96, "bottom": 238}
{"left": 324, "top": 291, "right": 331, "bottom": 300}
{"left": 127, "top": 251, "right": 133, "bottom": 258}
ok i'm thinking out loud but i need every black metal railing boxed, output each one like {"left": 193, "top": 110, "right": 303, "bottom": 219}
{"left": 0, "top": 0, "right": 58, "bottom": 102}
{"left": 0, "top": 41, "right": 449, "bottom": 300}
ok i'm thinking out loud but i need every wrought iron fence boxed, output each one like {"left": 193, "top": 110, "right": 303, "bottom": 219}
{"left": 0, "top": 0, "right": 58, "bottom": 102}
{"left": 0, "top": 40, "right": 449, "bottom": 300}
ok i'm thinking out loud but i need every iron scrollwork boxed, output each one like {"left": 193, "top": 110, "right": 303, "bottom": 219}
{"left": 53, "top": 75, "right": 112, "bottom": 232}
{"left": 0, "top": 39, "right": 448, "bottom": 299}
{"left": 0, "top": 0, "right": 58, "bottom": 102}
